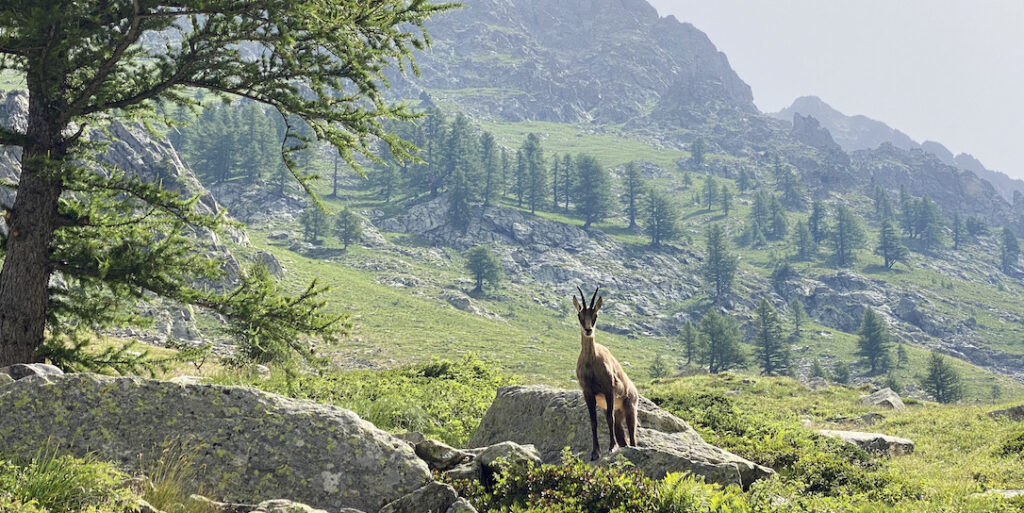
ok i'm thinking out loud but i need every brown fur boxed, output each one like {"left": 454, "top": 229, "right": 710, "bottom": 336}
{"left": 573, "top": 286, "right": 638, "bottom": 460}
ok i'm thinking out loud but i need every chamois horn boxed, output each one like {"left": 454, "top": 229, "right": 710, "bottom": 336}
{"left": 577, "top": 285, "right": 587, "bottom": 308}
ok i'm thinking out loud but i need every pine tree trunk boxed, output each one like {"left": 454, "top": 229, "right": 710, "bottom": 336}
{"left": 0, "top": 86, "right": 64, "bottom": 366}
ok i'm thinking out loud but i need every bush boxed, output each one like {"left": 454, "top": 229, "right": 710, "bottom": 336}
{"left": 0, "top": 451, "right": 134, "bottom": 513}
{"left": 998, "top": 430, "right": 1024, "bottom": 457}
{"left": 213, "top": 356, "right": 517, "bottom": 447}
{"left": 445, "top": 450, "right": 752, "bottom": 513}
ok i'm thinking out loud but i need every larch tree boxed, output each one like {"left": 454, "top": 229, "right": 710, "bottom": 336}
{"left": 754, "top": 298, "right": 790, "bottom": 376}
{"left": 643, "top": 188, "right": 681, "bottom": 248}
{"left": 829, "top": 205, "right": 865, "bottom": 267}
{"left": 0, "top": 0, "right": 452, "bottom": 366}
{"left": 856, "top": 308, "right": 892, "bottom": 375}
{"left": 702, "top": 223, "right": 738, "bottom": 304}
{"left": 698, "top": 309, "right": 746, "bottom": 374}
{"left": 920, "top": 351, "right": 963, "bottom": 404}
{"left": 622, "top": 161, "right": 643, "bottom": 229}
{"left": 1000, "top": 226, "right": 1020, "bottom": 274}
{"left": 876, "top": 219, "right": 909, "bottom": 269}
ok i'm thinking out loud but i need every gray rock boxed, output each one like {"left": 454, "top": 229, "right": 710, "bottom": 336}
{"left": 415, "top": 439, "right": 473, "bottom": 472}
{"left": 977, "top": 489, "right": 1024, "bottom": 499}
{"left": 268, "top": 231, "right": 291, "bottom": 241}
{"left": 0, "top": 363, "right": 64, "bottom": 381}
{"left": 989, "top": 405, "right": 1024, "bottom": 422}
{"left": 861, "top": 388, "right": 906, "bottom": 412}
{"left": 134, "top": 499, "right": 164, "bottom": 513}
{"left": 378, "top": 482, "right": 458, "bottom": 513}
{"left": 445, "top": 498, "right": 478, "bottom": 513}
{"left": 469, "top": 385, "right": 773, "bottom": 488}
{"left": 472, "top": 441, "right": 542, "bottom": 468}
{"left": 444, "top": 461, "right": 482, "bottom": 482}
{"left": 598, "top": 446, "right": 741, "bottom": 483}
{"left": 818, "top": 430, "right": 914, "bottom": 456}
{"left": 250, "top": 499, "right": 332, "bottom": 513}
{"left": 188, "top": 494, "right": 255, "bottom": 513}
{"left": 0, "top": 374, "right": 429, "bottom": 513}
{"left": 858, "top": 413, "right": 885, "bottom": 426}
{"left": 395, "top": 432, "right": 427, "bottom": 445}
{"left": 256, "top": 251, "right": 285, "bottom": 279}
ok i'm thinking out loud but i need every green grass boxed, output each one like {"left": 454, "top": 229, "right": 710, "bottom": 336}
{"left": 477, "top": 119, "right": 687, "bottom": 171}
{"left": 0, "top": 450, "right": 135, "bottom": 513}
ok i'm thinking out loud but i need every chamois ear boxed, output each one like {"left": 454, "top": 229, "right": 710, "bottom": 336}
{"left": 594, "top": 296, "right": 603, "bottom": 313}
{"left": 572, "top": 295, "right": 583, "bottom": 313}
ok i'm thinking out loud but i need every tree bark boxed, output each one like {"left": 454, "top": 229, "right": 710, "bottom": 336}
{"left": 0, "top": 78, "right": 65, "bottom": 366}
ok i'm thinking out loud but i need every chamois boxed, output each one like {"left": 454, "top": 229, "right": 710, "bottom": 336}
{"left": 573, "top": 286, "right": 638, "bottom": 460}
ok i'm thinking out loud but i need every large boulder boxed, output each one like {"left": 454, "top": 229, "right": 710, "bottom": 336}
{"left": 0, "top": 374, "right": 430, "bottom": 513}
{"left": 989, "top": 405, "right": 1024, "bottom": 422}
{"left": 469, "top": 385, "right": 773, "bottom": 488}
{"left": 861, "top": 388, "right": 906, "bottom": 412}
{"left": 0, "top": 363, "right": 64, "bottom": 381}
{"left": 818, "top": 430, "right": 915, "bottom": 456}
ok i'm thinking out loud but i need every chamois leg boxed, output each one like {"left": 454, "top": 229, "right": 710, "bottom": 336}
{"left": 584, "top": 392, "right": 600, "bottom": 461}
{"left": 624, "top": 401, "right": 638, "bottom": 447}
{"left": 604, "top": 401, "right": 619, "bottom": 454}
{"left": 613, "top": 413, "right": 628, "bottom": 447}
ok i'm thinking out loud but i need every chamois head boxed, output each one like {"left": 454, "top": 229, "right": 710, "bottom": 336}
{"left": 572, "top": 286, "right": 603, "bottom": 337}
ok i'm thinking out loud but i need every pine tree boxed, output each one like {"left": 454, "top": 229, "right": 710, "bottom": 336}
{"left": 514, "top": 149, "right": 527, "bottom": 208}
{"left": 480, "top": 132, "right": 499, "bottom": 208}
{"left": 793, "top": 220, "right": 816, "bottom": 260}
{"left": 769, "top": 196, "right": 788, "bottom": 240}
{"left": 521, "top": 133, "right": 548, "bottom": 214}
{"left": 737, "top": 169, "right": 752, "bottom": 192}
{"left": 551, "top": 153, "right": 561, "bottom": 212}
{"left": 622, "top": 162, "right": 644, "bottom": 229}
{"left": 914, "top": 197, "right": 945, "bottom": 250}
{"left": 896, "top": 343, "right": 910, "bottom": 369}
{"left": 447, "top": 166, "right": 472, "bottom": 233}
{"left": 754, "top": 299, "right": 790, "bottom": 376}
{"left": 698, "top": 310, "right": 746, "bottom": 373}
{"left": 681, "top": 321, "right": 698, "bottom": 365}
{"left": 561, "top": 154, "right": 574, "bottom": 212}
{"left": 789, "top": 298, "right": 807, "bottom": 339}
{"left": 920, "top": 352, "right": 963, "bottom": 403}
{"left": 809, "top": 201, "right": 828, "bottom": 243}
{"left": 774, "top": 158, "right": 804, "bottom": 208}
{"left": 829, "top": 205, "right": 866, "bottom": 267}
{"left": 832, "top": 361, "right": 851, "bottom": 384}
{"left": 810, "top": 359, "right": 826, "bottom": 379}
{"left": 573, "top": 154, "right": 614, "bottom": 229}
{"left": 857, "top": 308, "right": 892, "bottom": 375}
{"left": 873, "top": 185, "right": 895, "bottom": 221}
{"left": 951, "top": 213, "right": 966, "bottom": 251}
{"left": 1001, "top": 226, "right": 1020, "bottom": 274}
{"left": 705, "top": 175, "right": 719, "bottom": 212}
{"left": 334, "top": 208, "right": 363, "bottom": 250}
{"left": 300, "top": 205, "right": 330, "bottom": 244}
{"left": 465, "top": 246, "right": 503, "bottom": 294}
{"left": 644, "top": 189, "right": 682, "bottom": 248}
{"left": 876, "top": 219, "right": 909, "bottom": 269}
{"left": 689, "top": 137, "right": 707, "bottom": 170}
{"left": 703, "top": 224, "right": 738, "bottom": 304}
{"left": 721, "top": 185, "right": 732, "bottom": 216}
{"left": 649, "top": 354, "right": 668, "bottom": 379}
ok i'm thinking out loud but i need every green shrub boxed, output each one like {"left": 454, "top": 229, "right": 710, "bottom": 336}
{"left": 445, "top": 450, "right": 753, "bottom": 513}
{"left": 0, "top": 451, "right": 134, "bottom": 513}
{"left": 214, "top": 356, "right": 518, "bottom": 447}
{"left": 998, "top": 430, "right": 1024, "bottom": 457}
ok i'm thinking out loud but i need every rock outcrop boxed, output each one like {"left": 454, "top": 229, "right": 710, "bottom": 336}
{"left": 818, "top": 430, "right": 915, "bottom": 456}
{"left": 989, "top": 405, "right": 1024, "bottom": 422}
{"left": 469, "top": 385, "right": 773, "bottom": 488}
{"left": 0, "top": 373, "right": 430, "bottom": 513}
{"left": 861, "top": 388, "right": 907, "bottom": 412}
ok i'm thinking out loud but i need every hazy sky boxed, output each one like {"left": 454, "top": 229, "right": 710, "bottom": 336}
{"left": 647, "top": 0, "right": 1024, "bottom": 179}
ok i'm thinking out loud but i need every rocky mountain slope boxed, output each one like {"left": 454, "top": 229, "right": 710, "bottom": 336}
{"left": 774, "top": 95, "right": 1024, "bottom": 202}
{"left": 397, "top": 0, "right": 754, "bottom": 127}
